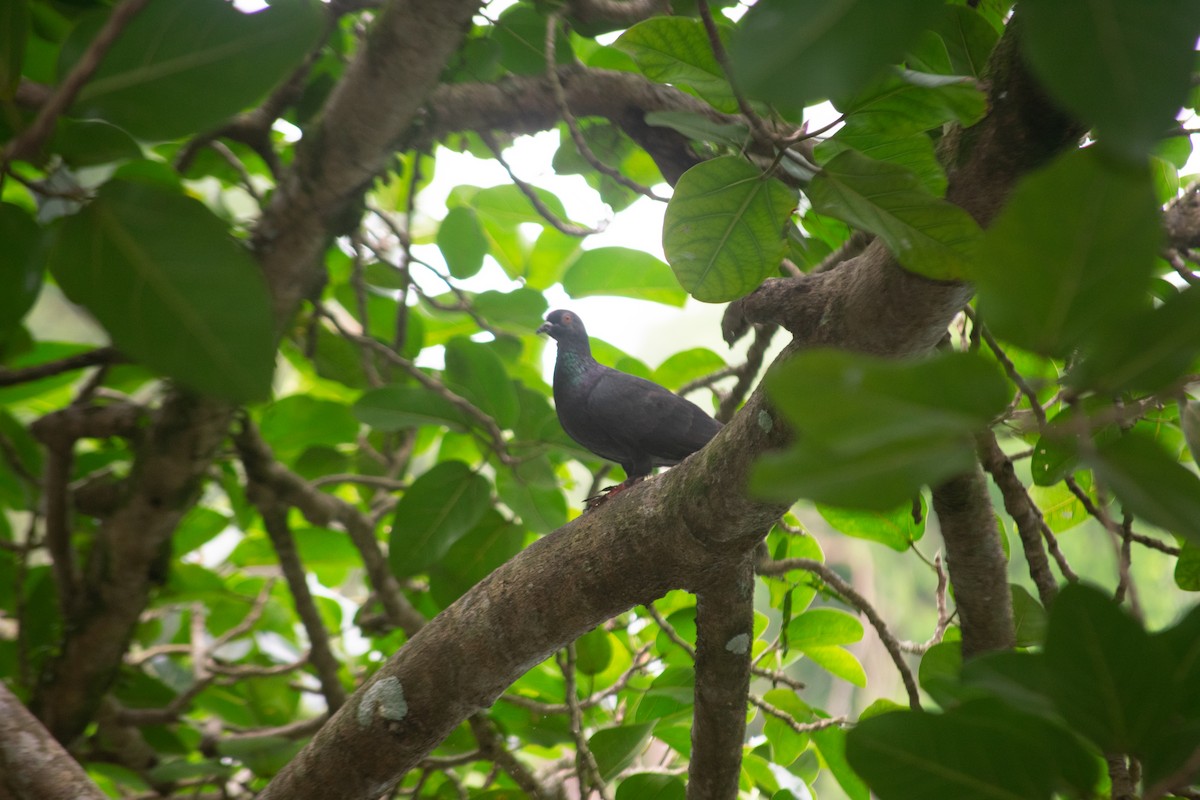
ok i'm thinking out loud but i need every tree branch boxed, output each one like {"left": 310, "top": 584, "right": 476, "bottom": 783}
{"left": 0, "top": 682, "right": 108, "bottom": 800}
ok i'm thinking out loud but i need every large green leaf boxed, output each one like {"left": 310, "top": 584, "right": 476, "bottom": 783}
{"left": 834, "top": 69, "right": 988, "bottom": 137}
{"left": 589, "top": 723, "right": 654, "bottom": 782}
{"left": 1087, "top": 432, "right": 1200, "bottom": 545}
{"left": 438, "top": 207, "right": 488, "bottom": 279}
{"left": 65, "top": 0, "right": 323, "bottom": 140}
{"left": 812, "top": 725, "right": 869, "bottom": 800}
{"left": 971, "top": 143, "right": 1161, "bottom": 358}
{"left": 846, "top": 700, "right": 1099, "bottom": 800}
{"left": 443, "top": 337, "right": 519, "bottom": 430}
{"left": 615, "top": 773, "right": 685, "bottom": 800}
{"left": 0, "top": 203, "right": 42, "bottom": 345}
{"left": 1068, "top": 286, "right": 1200, "bottom": 395}
{"left": 1044, "top": 583, "right": 1177, "bottom": 754}
{"left": 353, "top": 384, "right": 471, "bottom": 432}
{"left": 615, "top": 17, "right": 735, "bottom": 112}
{"left": 1021, "top": 0, "right": 1200, "bottom": 158}
{"left": 46, "top": 179, "right": 274, "bottom": 402}
{"left": 259, "top": 396, "right": 358, "bottom": 457}
{"left": 428, "top": 511, "right": 526, "bottom": 609}
{"left": 495, "top": 457, "right": 567, "bottom": 534}
{"left": 808, "top": 150, "right": 981, "bottom": 280}
{"left": 729, "top": 0, "right": 946, "bottom": 109}
{"left": 389, "top": 461, "right": 491, "bottom": 578}
{"left": 816, "top": 500, "right": 925, "bottom": 552}
{"left": 562, "top": 247, "right": 686, "bottom": 307}
{"left": 663, "top": 156, "right": 793, "bottom": 303}
{"left": 753, "top": 350, "right": 1009, "bottom": 509}
{"left": 816, "top": 132, "right": 946, "bottom": 196}
{"left": 785, "top": 608, "right": 863, "bottom": 649}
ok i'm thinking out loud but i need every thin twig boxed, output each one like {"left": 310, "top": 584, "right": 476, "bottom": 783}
{"left": 558, "top": 646, "right": 612, "bottom": 800}
{"left": 0, "top": 347, "right": 125, "bottom": 387}
{"left": 749, "top": 695, "right": 848, "bottom": 735}
{"left": 758, "top": 557, "right": 922, "bottom": 710}
{"left": 482, "top": 130, "right": 604, "bottom": 236}
{"left": 4, "top": 0, "right": 153, "bottom": 162}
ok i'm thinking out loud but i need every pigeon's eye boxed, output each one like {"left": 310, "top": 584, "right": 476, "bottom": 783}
{"left": 562, "top": 313, "right": 573, "bottom": 324}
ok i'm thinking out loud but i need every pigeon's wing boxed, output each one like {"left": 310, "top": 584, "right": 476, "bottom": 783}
{"left": 585, "top": 368, "right": 722, "bottom": 467}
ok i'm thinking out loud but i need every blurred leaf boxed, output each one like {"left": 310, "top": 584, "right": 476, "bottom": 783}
{"left": 490, "top": 4, "right": 571, "bottom": 76}
{"left": 1021, "top": 0, "right": 1200, "bottom": 158}
{"left": 1010, "top": 584, "right": 1047, "bottom": 647}
{"left": 644, "top": 111, "right": 750, "bottom": 149}
{"left": 616, "top": 17, "right": 735, "bottom": 112}
{"left": 354, "top": 385, "right": 469, "bottom": 432}
{"left": 429, "top": 511, "right": 525, "bottom": 608}
{"left": 615, "top": 773, "right": 685, "bottom": 800}
{"left": 1068, "top": 286, "right": 1200, "bottom": 394}
{"left": 805, "top": 645, "right": 866, "bottom": 686}
{"left": 754, "top": 350, "right": 1009, "bottom": 509}
{"left": 438, "top": 207, "right": 488, "bottom": 279}
{"left": 0, "top": 0, "right": 26, "bottom": 98}
{"left": 46, "top": 179, "right": 274, "bottom": 402}
{"left": 817, "top": 500, "right": 925, "bottom": 552}
{"left": 562, "top": 247, "right": 686, "bottom": 307}
{"left": 1174, "top": 543, "right": 1200, "bottom": 591}
{"left": 729, "top": 0, "right": 946, "bottom": 109}
{"left": 812, "top": 724, "right": 869, "bottom": 800}
{"left": 51, "top": 118, "right": 142, "bottom": 167}
{"left": 834, "top": 69, "right": 987, "bottom": 137}
{"left": 495, "top": 457, "right": 567, "bottom": 533}
{"left": 972, "top": 148, "right": 1161, "bottom": 358}
{"left": 809, "top": 149, "right": 981, "bottom": 280}
{"left": 259, "top": 396, "right": 358, "bottom": 456}
{"left": 816, "top": 132, "right": 946, "bottom": 196}
{"left": 389, "top": 461, "right": 491, "bottom": 578}
{"left": 589, "top": 723, "right": 653, "bottom": 781}
{"left": 928, "top": 5, "right": 999, "bottom": 78}
{"left": 444, "top": 337, "right": 519, "bottom": 429}
{"left": 473, "top": 288, "right": 548, "bottom": 333}
{"left": 65, "top": 0, "right": 323, "bottom": 140}
{"left": 0, "top": 203, "right": 42, "bottom": 345}
{"left": 1044, "top": 583, "right": 1175, "bottom": 753}
{"left": 652, "top": 348, "right": 726, "bottom": 391}
{"left": 1088, "top": 432, "right": 1200, "bottom": 545}
{"left": 846, "top": 700, "right": 1099, "bottom": 799}
{"left": 663, "top": 156, "right": 793, "bottom": 303}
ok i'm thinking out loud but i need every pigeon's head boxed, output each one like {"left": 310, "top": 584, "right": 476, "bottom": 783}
{"left": 537, "top": 309, "right": 589, "bottom": 346}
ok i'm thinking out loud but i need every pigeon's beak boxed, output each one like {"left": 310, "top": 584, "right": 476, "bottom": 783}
{"left": 536, "top": 322, "right": 553, "bottom": 335}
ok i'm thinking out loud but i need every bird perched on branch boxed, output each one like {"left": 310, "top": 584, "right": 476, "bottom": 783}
{"left": 537, "top": 309, "right": 723, "bottom": 507}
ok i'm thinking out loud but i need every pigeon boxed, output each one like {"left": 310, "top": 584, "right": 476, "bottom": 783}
{"left": 537, "top": 309, "right": 723, "bottom": 503}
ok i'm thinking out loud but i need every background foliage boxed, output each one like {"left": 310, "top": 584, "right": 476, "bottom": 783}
{"left": 2, "top": 0, "right": 1200, "bottom": 798}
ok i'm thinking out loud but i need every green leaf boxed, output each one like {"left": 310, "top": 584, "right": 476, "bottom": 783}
{"left": 1068, "top": 286, "right": 1200, "bottom": 394}
{"left": 562, "top": 247, "right": 686, "bottom": 307}
{"left": 589, "top": 723, "right": 653, "bottom": 782}
{"left": 473, "top": 288, "right": 548, "bottom": 334}
{"left": 0, "top": 0, "right": 26, "bottom": 99}
{"left": 259, "top": 396, "right": 358, "bottom": 457}
{"left": 495, "top": 457, "right": 567, "bottom": 534}
{"left": 1174, "top": 543, "right": 1200, "bottom": 591}
{"left": 1021, "top": 0, "right": 1200, "bottom": 158}
{"left": 1044, "top": 583, "right": 1176, "bottom": 754}
{"left": 816, "top": 132, "right": 946, "bottom": 196}
{"left": 1010, "top": 584, "right": 1047, "bottom": 647}
{"left": 816, "top": 500, "right": 925, "bottom": 552}
{"left": 490, "top": 4, "right": 571, "bottom": 76}
{"left": 389, "top": 461, "right": 491, "bottom": 578}
{"left": 812, "top": 725, "right": 870, "bottom": 800}
{"left": 786, "top": 608, "right": 864, "bottom": 649}
{"left": 652, "top": 348, "right": 727, "bottom": 391}
{"left": 644, "top": 111, "right": 750, "bottom": 149}
{"left": 971, "top": 148, "right": 1161, "bottom": 358}
{"left": 443, "top": 337, "right": 519, "bottom": 430}
{"left": 663, "top": 156, "right": 793, "bottom": 303}
{"left": 437, "top": 207, "right": 488, "bottom": 279}
{"left": 805, "top": 645, "right": 866, "bottom": 686}
{"left": 616, "top": 17, "right": 735, "bottom": 112}
{"left": 615, "top": 773, "right": 685, "bottom": 800}
{"left": 1087, "top": 432, "right": 1200, "bottom": 545}
{"left": 834, "top": 69, "right": 988, "bottom": 137}
{"left": 353, "top": 384, "right": 471, "bottom": 432}
{"left": 928, "top": 5, "right": 999, "bottom": 78}
{"left": 65, "top": 0, "right": 323, "bottom": 140}
{"left": 761, "top": 688, "right": 812, "bottom": 766}
{"left": 808, "top": 149, "right": 981, "bottom": 280}
{"left": 46, "top": 179, "right": 274, "bottom": 402}
{"left": 428, "top": 512, "right": 525, "bottom": 608}
{"left": 0, "top": 203, "right": 42, "bottom": 345}
{"left": 846, "top": 700, "right": 1099, "bottom": 800}
{"left": 918, "top": 641, "right": 962, "bottom": 706}
{"left": 50, "top": 119, "right": 142, "bottom": 167}
{"left": 729, "top": 0, "right": 947, "bottom": 109}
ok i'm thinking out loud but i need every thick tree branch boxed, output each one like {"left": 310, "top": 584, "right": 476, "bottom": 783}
{"left": 0, "top": 682, "right": 107, "bottom": 800}
{"left": 688, "top": 554, "right": 755, "bottom": 800}
{"left": 932, "top": 467, "right": 1016, "bottom": 658}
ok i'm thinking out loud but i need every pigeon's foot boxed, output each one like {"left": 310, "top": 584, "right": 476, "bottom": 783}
{"left": 583, "top": 476, "right": 645, "bottom": 513}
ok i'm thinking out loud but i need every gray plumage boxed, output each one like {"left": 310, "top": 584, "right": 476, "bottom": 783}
{"left": 537, "top": 309, "right": 722, "bottom": 484}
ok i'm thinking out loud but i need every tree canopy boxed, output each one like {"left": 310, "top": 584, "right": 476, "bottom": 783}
{"left": 2, "top": 0, "right": 1200, "bottom": 799}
